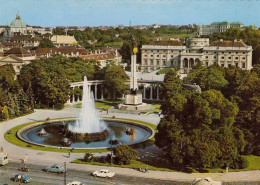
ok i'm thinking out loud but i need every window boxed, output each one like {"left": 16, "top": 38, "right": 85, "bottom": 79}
{"left": 151, "top": 55, "right": 153, "bottom": 57}
{"left": 214, "top": 56, "right": 216, "bottom": 59}
{"left": 242, "top": 63, "right": 246, "bottom": 68}
{"left": 157, "top": 61, "right": 159, "bottom": 65}
{"left": 236, "top": 52, "right": 238, "bottom": 54}
{"left": 163, "top": 55, "right": 166, "bottom": 57}
{"left": 243, "top": 57, "right": 246, "bottom": 60}
{"left": 228, "top": 57, "right": 231, "bottom": 59}
{"left": 228, "top": 64, "right": 231, "bottom": 68}
{"left": 221, "top": 64, "right": 224, "bottom": 67}
{"left": 179, "top": 51, "right": 181, "bottom": 53}
{"left": 214, "top": 51, "right": 216, "bottom": 54}
{"left": 145, "top": 55, "right": 147, "bottom": 57}
{"left": 206, "top": 56, "right": 208, "bottom": 59}
{"left": 221, "top": 56, "right": 225, "bottom": 59}
{"left": 222, "top": 52, "right": 224, "bottom": 54}
{"left": 206, "top": 51, "right": 208, "bottom": 54}
{"left": 171, "top": 55, "right": 173, "bottom": 57}
{"left": 229, "top": 52, "right": 231, "bottom": 54}
{"left": 157, "top": 50, "right": 159, "bottom": 52}
{"left": 235, "top": 63, "right": 238, "bottom": 67}
{"left": 163, "top": 61, "right": 166, "bottom": 65}
{"left": 151, "top": 50, "right": 153, "bottom": 52}
{"left": 243, "top": 52, "right": 245, "bottom": 54}
{"left": 157, "top": 55, "right": 159, "bottom": 57}
{"left": 235, "top": 57, "right": 238, "bottom": 60}
{"left": 206, "top": 62, "right": 209, "bottom": 66}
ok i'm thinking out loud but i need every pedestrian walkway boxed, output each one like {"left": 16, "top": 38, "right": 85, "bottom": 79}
{"left": 0, "top": 108, "right": 259, "bottom": 183}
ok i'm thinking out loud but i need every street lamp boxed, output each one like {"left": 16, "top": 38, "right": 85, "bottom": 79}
{"left": 110, "top": 136, "right": 117, "bottom": 165}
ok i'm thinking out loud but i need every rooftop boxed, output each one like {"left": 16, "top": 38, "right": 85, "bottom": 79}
{"left": 148, "top": 40, "right": 184, "bottom": 46}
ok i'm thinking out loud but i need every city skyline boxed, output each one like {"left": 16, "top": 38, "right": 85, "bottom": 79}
{"left": 0, "top": 0, "right": 259, "bottom": 27}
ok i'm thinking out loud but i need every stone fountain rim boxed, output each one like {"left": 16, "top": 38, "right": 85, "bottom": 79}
{"left": 16, "top": 118, "right": 155, "bottom": 150}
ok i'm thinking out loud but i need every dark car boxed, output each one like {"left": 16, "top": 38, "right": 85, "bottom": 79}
{"left": 12, "top": 173, "right": 31, "bottom": 183}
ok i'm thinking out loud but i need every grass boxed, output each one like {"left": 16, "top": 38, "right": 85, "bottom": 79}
{"left": 4, "top": 117, "right": 155, "bottom": 153}
{"left": 72, "top": 159, "right": 173, "bottom": 172}
{"left": 194, "top": 155, "right": 260, "bottom": 173}
{"left": 75, "top": 100, "right": 123, "bottom": 110}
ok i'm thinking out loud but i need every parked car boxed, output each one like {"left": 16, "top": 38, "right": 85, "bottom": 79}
{"left": 67, "top": 181, "right": 83, "bottom": 185}
{"left": 44, "top": 164, "right": 65, "bottom": 173}
{"left": 12, "top": 173, "right": 31, "bottom": 183}
{"left": 93, "top": 169, "right": 115, "bottom": 178}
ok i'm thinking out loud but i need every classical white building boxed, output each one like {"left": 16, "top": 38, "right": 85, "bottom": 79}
{"left": 197, "top": 21, "right": 244, "bottom": 36}
{"left": 141, "top": 38, "right": 253, "bottom": 73}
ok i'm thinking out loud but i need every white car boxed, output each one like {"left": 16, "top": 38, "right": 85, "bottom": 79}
{"left": 93, "top": 169, "right": 115, "bottom": 178}
{"left": 67, "top": 181, "right": 83, "bottom": 185}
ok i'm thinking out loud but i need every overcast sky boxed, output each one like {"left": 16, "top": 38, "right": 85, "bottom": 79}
{"left": 0, "top": 0, "right": 259, "bottom": 27}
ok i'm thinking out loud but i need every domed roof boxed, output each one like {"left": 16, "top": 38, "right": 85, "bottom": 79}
{"left": 10, "top": 12, "right": 26, "bottom": 28}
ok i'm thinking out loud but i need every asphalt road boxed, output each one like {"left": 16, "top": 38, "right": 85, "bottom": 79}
{"left": 0, "top": 162, "right": 189, "bottom": 185}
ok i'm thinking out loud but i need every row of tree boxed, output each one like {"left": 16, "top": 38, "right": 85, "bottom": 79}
{"left": 155, "top": 64, "right": 260, "bottom": 169}
{"left": 0, "top": 65, "right": 34, "bottom": 121}
{"left": 16, "top": 55, "right": 128, "bottom": 109}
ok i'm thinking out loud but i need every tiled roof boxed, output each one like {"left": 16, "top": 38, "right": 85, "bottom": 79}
{"left": 209, "top": 41, "right": 245, "bottom": 47}
{"left": 10, "top": 35, "right": 31, "bottom": 42}
{"left": 149, "top": 40, "right": 184, "bottom": 46}
{"left": 79, "top": 52, "right": 116, "bottom": 60}
{"left": 35, "top": 48, "right": 51, "bottom": 54}
{"left": 3, "top": 42, "right": 23, "bottom": 47}
{"left": 4, "top": 47, "right": 32, "bottom": 57}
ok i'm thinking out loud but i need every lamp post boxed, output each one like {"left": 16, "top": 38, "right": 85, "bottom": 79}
{"left": 110, "top": 136, "right": 117, "bottom": 165}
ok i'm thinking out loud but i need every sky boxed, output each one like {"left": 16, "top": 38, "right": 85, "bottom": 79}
{"left": 0, "top": 0, "right": 260, "bottom": 27}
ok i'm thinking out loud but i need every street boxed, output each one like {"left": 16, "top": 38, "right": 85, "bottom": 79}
{"left": 0, "top": 162, "right": 188, "bottom": 185}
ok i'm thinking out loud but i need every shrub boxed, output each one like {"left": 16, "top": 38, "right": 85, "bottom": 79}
{"left": 229, "top": 156, "right": 248, "bottom": 169}
{"left": 113, "top": 145, "right": 138, "bottom": 165}
{"left": 84, "top": 153, "right": 94, "bottom": 162}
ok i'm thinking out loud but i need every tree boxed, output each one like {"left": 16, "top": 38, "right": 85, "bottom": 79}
{"left": 104, "top": 65, "right": 128, "bottom": 99}
{"left": 155, "top": 88, "right": 243, "bottom": 168}
{"left": 113, "top": 145, "right": 138, "bottom": 165}
{"left": 38, "top": 38, "right": 55, "bottom": 48}
{"left": 184, "top": 64, "right": 227, "bottom": 91}
{"left": 2, "top": 106, "right": 9, "bottom": 120}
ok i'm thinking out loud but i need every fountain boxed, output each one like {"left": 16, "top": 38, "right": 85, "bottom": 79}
{"left": 68, "top": 76, "right": 106, "bottom": 133}
{"left": 18, "top": 77, "right": 154, "bottom": 149}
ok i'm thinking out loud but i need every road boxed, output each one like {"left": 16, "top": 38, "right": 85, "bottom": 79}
{"left": 0, "top": 162, "right": 188, "bottom": 185}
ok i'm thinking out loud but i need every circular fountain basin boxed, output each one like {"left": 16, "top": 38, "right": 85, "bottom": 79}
{"left": 17, "top": 119, "right": 154, "bottom": 149}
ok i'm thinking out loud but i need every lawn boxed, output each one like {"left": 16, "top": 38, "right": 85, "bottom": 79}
{"left": 75, "top": 100, "right": 123, "bottom": 110}
{"left": 72, "top": 159, "right": 173, "bottom": 172}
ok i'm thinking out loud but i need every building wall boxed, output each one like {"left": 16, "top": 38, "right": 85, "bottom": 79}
{"left": 141, "top": 38, "right": 253, "bottom": 73}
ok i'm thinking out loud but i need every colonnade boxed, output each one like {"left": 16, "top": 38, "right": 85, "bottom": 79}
{"left": 67, "top": 80, "right": 162, "bottom": 104}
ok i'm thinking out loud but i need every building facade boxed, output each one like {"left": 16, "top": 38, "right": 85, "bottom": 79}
{"left": 197, "top": 21, "right": 244, "bottom": 36}
{"left": 141, "top": 38, "right": 253, "bottom": 73}
{"left": 0, "top": 12, "right": 51, "bottom": 42}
